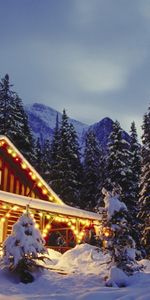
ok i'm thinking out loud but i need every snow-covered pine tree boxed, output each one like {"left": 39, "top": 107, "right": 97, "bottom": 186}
{"left": 48, "top": 113, "right": 61, "bottom": 192}
{"left": 106, "top": 120, "right": 132, "bottom": 208}
{"left": 138, "top": 106, "right": 150, "bottom": 258}
{"left": 50, "top": 110, "right": 82, "bottom": 206}
{"left": 41, "top": 139, "right": 51, "bottom": 182}
{"left": 129, "top": 122, "right": 141, "bottom": 247}
{"left": 101, "top": 187, "right": 142, "bottom": 283}
{"left": 0, "top": 74, "right": 16, "bottom": 136}
{"left": 0, "top": 74, "right": 34, "bottom": 163}
{"left": 81, "top": 130, "right": 105, "bottom": 210}
{"left": 68, "top": 123, "right": 83, "bottom": 204}
{"left": 50, "top": 113, "right": 60, "bottom": 166}
{"left": 34, "top": 137, "right": 43, "bottom": 174}
{"left": 2, "top": 208, "right": 47, "bottom": 283}
{"left": 12, "top": 93, "right": 35, "bottom": 163}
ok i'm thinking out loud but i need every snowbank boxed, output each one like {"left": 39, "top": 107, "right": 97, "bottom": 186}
{"left": 140, "top": 259, "right": 150, "bottom": 273}
{"left": 0, "top": 245, "right": 150, "bottom": 300}
{"left": 54, "top": 243, "right": 110, "bottom": 275}
{"left": 47, "top": 248, "right": 62, "bottom": 262}
{"left": 106, "top": 266, "right": 129, "bottom": 287}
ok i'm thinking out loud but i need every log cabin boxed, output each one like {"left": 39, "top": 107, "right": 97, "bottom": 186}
{"left": 0, "top": 135, "right": 102, "bottom": 252}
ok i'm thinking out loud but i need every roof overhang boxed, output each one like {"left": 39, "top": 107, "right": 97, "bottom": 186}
{"left": 0, "top": 190, "right": 102, "bottom": 221}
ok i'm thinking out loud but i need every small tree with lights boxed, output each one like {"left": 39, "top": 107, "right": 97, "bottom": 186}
{"left": 1, "top": 206, "right": 48, "bottom": 283}
{"left": 100, "top": 186, "right": 142, "bottom": 286}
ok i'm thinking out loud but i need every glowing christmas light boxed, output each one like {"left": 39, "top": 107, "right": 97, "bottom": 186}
{"left": 12, "top": 152, "right": 17, "bottom": 158}
{"left": 12, "top": 206, "right": 18, "bottom": 211}
{"left": 2, "top": 205, "right": 7, "bottom": 209}
{"left": 21, "top": 163, "right": 27, "bottom": 169}
{"left": 37, "top": 181, "right": 42, "bottom": 187}
{"left": 1, "top": 217, "right": 5, "bottom": 222}
{"left": 31, "top": 174, "right": 36, "bottom": 180}
{"left": 42, "top": 188, "right": 47, "bottom": 195}
{"left": 46, "top": 224, "right": 51, "bottom": 229}
{"left": 7, "top": 148, "right": 12, "bottom": 154}
{"left": 71, "top": 218, "right": 76, "bottom": 224}
{"left": 71, "top": 225, "right": 75, "bottom": 230}
{"left": 35, "top": 223, "right": 39, "bottom": 228}
{"left": 103, "top": 227, "right": 114, "bottom": 238}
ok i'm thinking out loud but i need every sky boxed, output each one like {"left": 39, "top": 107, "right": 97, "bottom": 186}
{"left": 0, "top": 0, "right": 150, "bottom": 138}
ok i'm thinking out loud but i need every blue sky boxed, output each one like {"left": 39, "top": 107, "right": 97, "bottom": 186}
{"left": 0, "top": 0, "right": 150, "bottom": 138}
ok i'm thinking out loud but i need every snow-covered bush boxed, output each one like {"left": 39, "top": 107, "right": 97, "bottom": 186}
{"left": 1, "top": 209, "right": 48, "bottom": 283}
{"left": 100, "top": 187, "right": 143, "bottom": 285}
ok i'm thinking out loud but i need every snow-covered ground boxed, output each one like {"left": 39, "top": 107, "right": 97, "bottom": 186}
{"left": 0, "top": 244, "right": 150, "bottom": 300}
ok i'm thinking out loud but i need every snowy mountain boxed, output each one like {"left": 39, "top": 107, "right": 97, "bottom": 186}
{"left": 89, "top": 117, "right": 130, "bottom": 151}
{"left": 25, "top": 103, "right": 130, "bottom": 150}
{"left": 25, "top": 103, "right": 88, "bottom": 145}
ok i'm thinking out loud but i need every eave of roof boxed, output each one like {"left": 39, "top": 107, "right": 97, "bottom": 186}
{"left": 0, "top": 190, "right": 102, "bottom": 221}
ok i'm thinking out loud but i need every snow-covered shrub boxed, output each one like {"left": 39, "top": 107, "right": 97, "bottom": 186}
{"left": 100, "top": 187, "right": 143, "bottom": 283}
{"left": 1, "top": 210, "right": 48, "bottom": 283}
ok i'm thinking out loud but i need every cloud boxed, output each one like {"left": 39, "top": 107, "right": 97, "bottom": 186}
{"left": 72, "top": 0, "right": 100, "bottom": 25}
{"left": 71, "top": 59, "right": 128, "bottom": 93}
{"left": 0, "top": 0, "right": 149, "bottom": 139}
{"left": 138, "top": 0, "right": 150, "bottom": 19}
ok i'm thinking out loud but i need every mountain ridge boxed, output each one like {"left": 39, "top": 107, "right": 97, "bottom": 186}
{"left": 25, "top": 103, "right": 130, "bottom": 150}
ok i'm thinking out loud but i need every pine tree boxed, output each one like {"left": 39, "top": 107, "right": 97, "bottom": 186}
{"left": 0, "top": 74, "right": 16, "bottom": 136}
{"left": 48, "top": 113, "right": 62, "bottom": 195}
{"left": 12, "top": 93, "right": 35, "bottom": 162}
{"left": 50, "top": 110, "right": 82, "bottom": 206}
{"left": 81, "top": 130, "right": 105, "bottom": 210}
{"left": 34, "top": 137, "right": 43, "bottom": 174}
{"left": 41, "top": 139, "right": 51, "bottom": 182}
{"left": 2, "top": 208, "right": 47, "bottom": 283}
{"left": 130, "top": 122, "right": 141, "bottom": 200}
{"left": 50, "top": 113, "right": 60, "bottom": 166}
{"left": 69, "top": 122, "right": 83, "bottom": 202}
{"left": 0, "top": 74, "right": 34, "bottom": 162}
{"left": 106, "top": 121, "right": 132, "bottom": 207}
{"left": 138, "top": 107, "right": 150, "bottom": 257}
{"left": 128, "top": 122, "right": 141, "bottom": 247}
{"left": 101, "top": 187, "right": 142, "bottom": 285}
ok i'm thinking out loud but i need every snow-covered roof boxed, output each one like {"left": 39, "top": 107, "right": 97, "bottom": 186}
{"left": 0, "top": 190, "right": 102, "bottom": 221}
{"left": 0, "top": 135, "right": 64, "bottom": 205}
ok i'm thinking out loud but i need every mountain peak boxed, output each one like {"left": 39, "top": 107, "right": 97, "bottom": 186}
{"left": 25, "top": 102, "right": 129, "bottom": 150}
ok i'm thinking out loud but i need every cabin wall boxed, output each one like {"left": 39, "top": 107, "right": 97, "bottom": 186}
{"left": 0, "top": 157, "right": 35, "bottom": 198}
{"left": 0, "top": 151, "right": 49, "bottom": 201}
